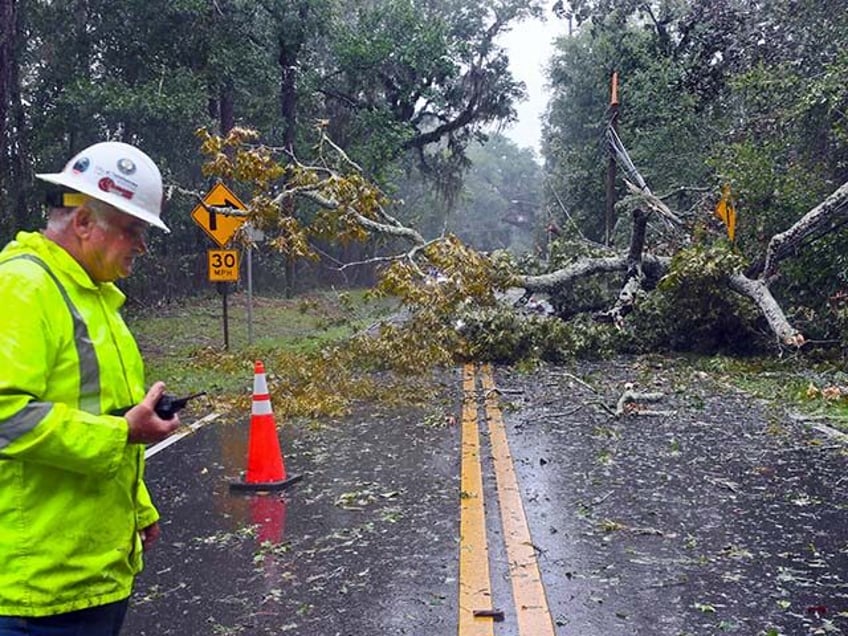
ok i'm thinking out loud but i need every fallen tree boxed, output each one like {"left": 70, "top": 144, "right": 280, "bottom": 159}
{"left": 191, "top": 127, "right": 848, "bottom": 358}
{"left": 518, "top": 156, "right": 848, "bottom": 348}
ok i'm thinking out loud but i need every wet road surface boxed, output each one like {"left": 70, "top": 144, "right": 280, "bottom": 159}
{"left": 124, "top": 358, "right": 848, "bottom": 635}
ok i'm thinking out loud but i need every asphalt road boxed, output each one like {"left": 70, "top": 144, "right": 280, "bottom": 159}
{"left": 123, "top": 358, "right": 848, "bottom": 636}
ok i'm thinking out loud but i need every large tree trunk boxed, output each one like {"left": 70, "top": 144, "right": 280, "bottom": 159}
{"left": 278, "top": 2, "right": 308, "bottom": 298}
{"left": 0, "top": 0, "right": 12, "bottom": 164}
{"left": 518, "top": 254, "right": 669, "bottom": 293}
{"left": 728, "top": 273, "right": 803, "bottom": 346}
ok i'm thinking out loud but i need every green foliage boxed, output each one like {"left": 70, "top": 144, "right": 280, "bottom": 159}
{"left": 541, "top": 0, "right": 848, "bottom": 352}
{"left": 8, "top": 0, "right": 848, "bottom": 362}
{"left": 543, "top": 239, "right": 621, "bottom": 317}
{"left": 629, "top": 244, "right": 765, "bottom": 354}
{"left": 544, "top": 30, "right": 610, "bottom": 241}
{"left": 458, "top": 309, "right": 624, "bottom": 363}
{"left": 4, "top": 0, "right": 541, "bottom": 302}
{"left": 323, "top": 0, "right": 542, "bottom": 180}
{"left": 707, "top": 49, "right": 848, "bottom": 334}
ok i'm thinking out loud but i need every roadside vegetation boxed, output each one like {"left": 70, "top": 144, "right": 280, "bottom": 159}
{"left": 127, "top": 290, "right": 848, "bottom": 434}
{"left": 127, "top": 290, "right": 448, "bottom": 425}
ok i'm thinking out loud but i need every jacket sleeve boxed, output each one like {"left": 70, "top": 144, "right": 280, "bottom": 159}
{"left": 0, "top": 265, "right": 127, "bottom": 477}
{"left": 136, "top": 475, "right": 161, "bottom": 529}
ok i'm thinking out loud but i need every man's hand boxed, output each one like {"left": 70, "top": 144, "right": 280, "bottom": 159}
{"left": 139, "top": 521, "right": 161, "bottom": 551}
{"left": 125, "top": 381, "right": 181, "bottom": 444}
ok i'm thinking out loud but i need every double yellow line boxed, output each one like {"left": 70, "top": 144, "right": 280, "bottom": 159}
{"left": 458, "top": 363, "right": 556, "bottom": 636}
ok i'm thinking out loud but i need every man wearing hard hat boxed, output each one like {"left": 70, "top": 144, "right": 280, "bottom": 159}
{"left": 0, "top": 142, "right": 180, "bottom": 635}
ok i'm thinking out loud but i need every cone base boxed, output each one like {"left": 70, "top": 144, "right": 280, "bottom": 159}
{"left": 229, "top": 474, "right": 303, "bottom": 493}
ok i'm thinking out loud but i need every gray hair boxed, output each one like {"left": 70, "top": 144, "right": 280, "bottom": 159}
{"left": 45, "top": 196, "right": 120, "bottom": 234}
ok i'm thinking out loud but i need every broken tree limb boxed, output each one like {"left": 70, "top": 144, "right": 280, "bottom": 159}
{"left": 596, "top": 207, "right": 650, "bottom": 326}
{"left": 759, "top": 179, "right": 848, "bottom": 281}
{"left": 518, "top": 253, "right": 671, "bottom": 295}
{"left": 623, "top": 179, "right": 684, "bottom": 229}
{"left": 294, "top": 188, "right": 428, "bottom": 247}
{"left": 728, "top": 272, "right": 805, "bottom": 347}
{"left": 615, "top": 388, "right": 665, "bottom": 417}
{"left": 616, "top": 172, "right": 841, "bottom": 346}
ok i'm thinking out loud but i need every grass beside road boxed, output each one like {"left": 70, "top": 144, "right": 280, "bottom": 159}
{"left": 125, "top": 289, "right": 404, "bottom": 422}
{"left": 126, "top": 291, "right": 848, "bottom": 431}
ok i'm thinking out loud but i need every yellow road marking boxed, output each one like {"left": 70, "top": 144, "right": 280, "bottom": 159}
{"left": 481, "top": 364, "right": 556, "bottom": 636}
{"left": 458, "top": 363, "right": 495, "bottom": 636}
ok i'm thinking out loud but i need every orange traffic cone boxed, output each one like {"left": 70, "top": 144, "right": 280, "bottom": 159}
{"left": 230, "top": 360, "right": 302, "bottom": 492}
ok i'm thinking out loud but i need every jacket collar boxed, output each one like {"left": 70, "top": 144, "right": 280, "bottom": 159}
{"left": 12, "top": 231, "right": 127, "bottom": 308}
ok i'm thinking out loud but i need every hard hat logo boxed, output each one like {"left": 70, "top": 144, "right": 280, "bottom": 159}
{"left": 72, "top": 157, "right": 90, "bottom": 173}
{"left": 98, "top": 177, "right": 135, "bottom": 200}
{"left": 35, "top": 140, "right": 170, "bottom": 233}
{"left": 117, "top": 158, "right": 136, "bottom": 175}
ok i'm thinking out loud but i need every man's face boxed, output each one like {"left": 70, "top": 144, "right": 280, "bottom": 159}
{"left": 83, "top": 204, "right": 149, "bottom": 282}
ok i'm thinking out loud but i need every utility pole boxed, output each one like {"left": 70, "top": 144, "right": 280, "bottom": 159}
{"left": 605, "top": 70, "right": 619, "bottom": 246}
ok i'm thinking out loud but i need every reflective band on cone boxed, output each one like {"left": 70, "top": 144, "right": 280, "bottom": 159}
{"left": 230, "top": 360, "right": 302, "bottom": 492}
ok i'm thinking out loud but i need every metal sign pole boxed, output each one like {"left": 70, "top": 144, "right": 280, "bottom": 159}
{"left": 221, "top": 283, "right": 230, "bottom": 350}
{"left": 223, "top": 287, "right": 230, "bottom": 350}
{"left": 247, "top": 245, "right": 254, "bottom": 346}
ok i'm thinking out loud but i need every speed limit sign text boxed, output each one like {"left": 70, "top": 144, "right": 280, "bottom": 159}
{"left": 207, "top": 249, "right": 240, "bottom": 282}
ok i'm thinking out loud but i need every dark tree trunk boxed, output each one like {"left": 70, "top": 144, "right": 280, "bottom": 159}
{"left": 220, "top": 80, "right": 234, "bottom": 136}
{"left": 0, "top": 0, "right": 31, "bottom": 235}
{"left": 0, "top": 0, "right": 12, "bottom": 162}
{"left": 277, "top": 2, "right": 308, "bottom": 298}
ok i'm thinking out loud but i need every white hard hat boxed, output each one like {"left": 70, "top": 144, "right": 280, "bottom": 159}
{"left": 36, "top": 141, "right": 169, "bottom": 232}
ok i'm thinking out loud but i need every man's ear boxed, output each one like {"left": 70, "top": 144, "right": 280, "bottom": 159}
{"left": 70, "top": 205, "right": 97, "bottom": 239}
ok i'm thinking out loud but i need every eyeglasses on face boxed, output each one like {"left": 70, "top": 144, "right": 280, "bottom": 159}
{"left": 107, "top": 218, "right": 149, "bottom": 244}
{"left": 88, "top": 203, "right": 150, "bottom": 244}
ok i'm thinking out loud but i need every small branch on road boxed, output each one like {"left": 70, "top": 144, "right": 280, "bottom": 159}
{"left": 590, "top": 400, "right": 618, "bottom": 417}
{"left": 706, "top": 476, "right": 740, "bottom": 493}
{"left": 615, "top": 387, "right": 665, "bottom": 418}
{"left": 485, "top": 387, "right": 524, "bottom": 398}
{"left": 592, "top": 491, "right": 614, "bottom": 506}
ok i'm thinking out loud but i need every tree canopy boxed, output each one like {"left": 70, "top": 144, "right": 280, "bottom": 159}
{"left": 3, "top": 0, "right": 848, "bottom": 361}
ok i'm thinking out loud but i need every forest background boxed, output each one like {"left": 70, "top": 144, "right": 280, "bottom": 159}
{"left": 2, "top": 0, "right": 848, "bottom": 363}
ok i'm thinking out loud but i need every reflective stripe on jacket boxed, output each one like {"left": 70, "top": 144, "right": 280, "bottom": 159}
{"left": 0, "top": 231, "right": 158, "bottom": 616}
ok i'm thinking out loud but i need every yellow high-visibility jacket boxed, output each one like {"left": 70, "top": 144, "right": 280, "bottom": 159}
{"left": 0, "top": 231, "right": 158, "bottom": 616}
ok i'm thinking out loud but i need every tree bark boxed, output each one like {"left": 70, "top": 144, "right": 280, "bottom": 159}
{"left": 0, "top": 0, "right": 12, "bottom": 163}
{"left": 758, "top": 180, "right": 848, "bottom": 281}
{"left": 519, "top": 253, "right": 670, "bottom": 294}
{"left": 595, "top": 207, "right": 649, "bottom": 326}
{"left": 728, "top": 273, "right": 804, "bottom": 346}
{"left": 0, "top": 0, "right": 31, "bottom": 233}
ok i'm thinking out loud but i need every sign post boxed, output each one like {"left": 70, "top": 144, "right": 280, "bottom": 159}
{"left": 244, "top": 224, "right": 265, "bottom": 346}
{"left": 191, "top": 183, "right": 247, "bottom": 349}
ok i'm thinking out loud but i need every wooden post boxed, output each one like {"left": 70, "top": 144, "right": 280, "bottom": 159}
{"left": 605, "top": 70, "right": 620, "bottom": 246}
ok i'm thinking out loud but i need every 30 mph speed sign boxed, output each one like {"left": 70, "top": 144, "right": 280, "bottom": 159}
{"left": 207, "top": 249, "right": 239, "bottom": 282}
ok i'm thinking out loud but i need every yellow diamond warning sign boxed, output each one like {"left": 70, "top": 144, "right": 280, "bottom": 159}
{"left": 191, "top": 182, "right": 247, "bottom": 247}
{"left": 207, "top": 249, "right": 239, "bottom": 282}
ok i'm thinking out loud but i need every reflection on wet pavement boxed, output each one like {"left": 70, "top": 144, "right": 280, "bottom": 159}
{"left": 124, "top": 358, "right": 848, "bottom": 635}
{"left": 497, "top": 358, "right": 848, "bottom": 635}
{"left": 125, "top": 382, "right": 462, "bottom": 636}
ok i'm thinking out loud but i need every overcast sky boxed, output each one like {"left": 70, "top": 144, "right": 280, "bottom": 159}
{"left": 497, "top": 16, "right": 565, "bottom": 157}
